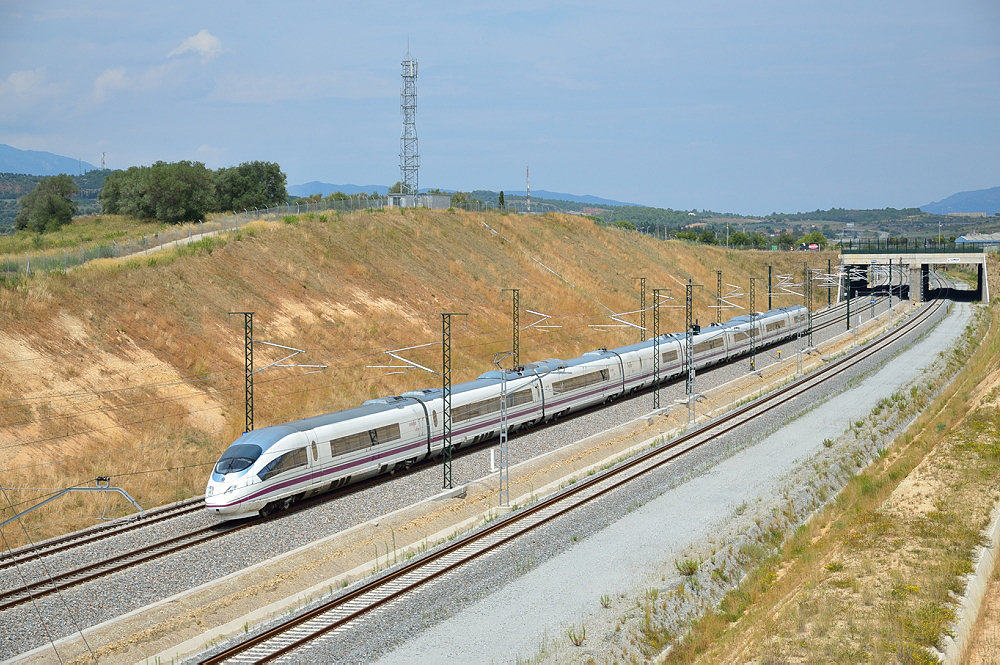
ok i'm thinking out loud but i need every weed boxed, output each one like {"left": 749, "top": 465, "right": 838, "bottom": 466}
{"left": 601, "top": 594, "right": 612, "bottom": 608}
{"left": 675, "top": 557, "right": 700, "bottom": 576}
{"left": 567, "top": 623, "right": 586, "bottom": 646}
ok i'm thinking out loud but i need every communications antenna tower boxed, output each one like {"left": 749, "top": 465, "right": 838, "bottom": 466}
{"left": 526, "top": 166, "right": 530, "bottom": 213}
{"left": 399, "top": 50, "right": 419, "bottom": 196}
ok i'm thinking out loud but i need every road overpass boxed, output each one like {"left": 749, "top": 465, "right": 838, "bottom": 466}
{"left": 840, "top": 241, "right": 989, "bottom": 302}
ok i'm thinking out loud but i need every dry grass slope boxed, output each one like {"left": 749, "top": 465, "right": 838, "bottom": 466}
{"left": 0, "top": 209, "right": 826, "bottom": 547}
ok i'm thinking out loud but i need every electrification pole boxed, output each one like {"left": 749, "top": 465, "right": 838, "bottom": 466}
{"left": 493, "top": 351, "right": 513, "bottom": 506}
{"left": 749, "top": 278, "right": 760, "bottom": 371}
{"left": 503, "top": 288, "right": 520, "bottom": 367}
{"left": 652, "top": 288, "right": 665, "bottom": 409}
{"left": 767, "top": 265, "right": 773, "bottom": 310}
{"left": 229, "top": 311, "right": 254, "bottom": 433}
{"left": 827, "top": 258, "right": 832, "bottom": 308}
{"left": 802, "top": 263, "right": 822, "bottom": 346}
{"left": 441, "top": 312, "right": 466, "bottom": 489}
{"left": 684, "top": 279, "right": 703, "bottom": 423}
{"left": 716, "top": 270, "right": 723, "bottom": 324}
{"left": 685, "top": 279, "right": 695, "bottom": 395}
{"left": 845, "top": 267, "right": 851, "bottom": 332}
{"left": 634, "top": 277, "right": 647, "bottom": 342}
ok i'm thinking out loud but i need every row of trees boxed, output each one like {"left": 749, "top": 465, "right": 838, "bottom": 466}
{"left": 99, "top": 160, "right": 287, "bottom": 224}
{"left": 673, "top": 227, "right": 829, "bottom": 249}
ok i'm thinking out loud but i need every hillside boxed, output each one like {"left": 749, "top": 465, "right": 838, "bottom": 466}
{"left": 0, "top": 143, "right": 98, "bottom": 176}
{"left": 0, "top": 209, "right": 832, "bottom": 545}
{"left": 922, "top": 185, "right": 1000, "bottom": 216}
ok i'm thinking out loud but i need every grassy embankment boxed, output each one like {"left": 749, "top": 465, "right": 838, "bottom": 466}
{"left": 657, "top": 256, "right": 1000, "bottom": 662}
{"left": 0, "top": 214, "right": 189, "bottom": 255}
{"left": 0, "top": 208, "right": 828, "bottom": 549}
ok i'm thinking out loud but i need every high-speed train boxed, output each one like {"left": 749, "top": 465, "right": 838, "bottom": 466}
{"left": 206, "top": 305, "right": 808, "bottom": 519}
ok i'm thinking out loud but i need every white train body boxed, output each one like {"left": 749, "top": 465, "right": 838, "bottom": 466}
{"left": 206, "top": 305, "right": 807, "bottom": 519}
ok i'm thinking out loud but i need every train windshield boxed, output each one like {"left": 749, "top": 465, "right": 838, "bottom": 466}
{"left": 214, "top": 444, "right": 263, "bottom": 475}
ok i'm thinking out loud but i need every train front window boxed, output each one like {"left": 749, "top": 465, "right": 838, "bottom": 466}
{"left": 214, "top": 444, "right": 262, "bottom": 474}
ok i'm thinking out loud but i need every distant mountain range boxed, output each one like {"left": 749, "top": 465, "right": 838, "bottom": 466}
{"left": 922, "top": 186, "right": 1000, "bottom": 216}
{"left": 3, "top": 143, "right": 996, "bottom": 216}
{"left": 287, "top": 181, "right": 636, "bottom": 207}
{"left": 0, "top": 143, "right": 98, "bottom": 176}
{"left": 287, "top": 182, "right": 389, "bottom": 197}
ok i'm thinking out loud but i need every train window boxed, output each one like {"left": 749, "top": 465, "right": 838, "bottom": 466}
{"left": 765, "top": 320, "right": 786, "bottom": 332}
{"left": 311, "top": 441, "right": 318, "bottom": 462}
{"left": 508, "top": 389, "right": 533, "bottom": 407}
{"left": 694, "top": 338, "right": 724, "bottom": 353}
{"left": 214, "top": 443, "right": 262, "bottom": 475}
{"left": 330, "top": 431, "right": 370, "bottom": 457}
{"left": 552, "top": 369, "right": 610, "bottom": 394}
{"left": 258, "top": 447, "right": 308, "bottom": 481}
{"left": 661, "top": 350, "right": 678, "bottom": 363}
{"left": 432, "top": 410, "right": 438, "bottom": 427}
{"left": 453, "top": 397, "right": 500, "bottom": 422}
{"left": 373, "top": 424, "right": 401, "bottom": 444}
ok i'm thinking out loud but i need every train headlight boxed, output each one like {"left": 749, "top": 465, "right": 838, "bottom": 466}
{"left": 206, "top": 485, "right": 214, "bottom": 497}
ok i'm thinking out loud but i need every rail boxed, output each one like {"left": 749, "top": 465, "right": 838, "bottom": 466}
{"left": 198, "top": 291, "right": 944, "bottom": 664}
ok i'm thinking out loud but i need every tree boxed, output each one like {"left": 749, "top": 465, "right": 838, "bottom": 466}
{"left": 799, "top": 230, "right": 827, "bottom": 248}
{"left": 498, "top": 190, "right": 506, "bottom": 211}
{"left": 389, "top": 181, "right": 404, "bottom": 194}
{"left": 145, "top": 161, "right": 215, "bottom": 223}
{"left": 215, "top": 161, "right": 287, "bottom": 211}
{"left": 15, "top": 174, "right": 78, "bottom": 232}
{"left": 729, "top": 231, "right": 750, "bottom": 247}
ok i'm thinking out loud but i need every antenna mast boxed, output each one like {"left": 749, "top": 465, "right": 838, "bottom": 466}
{"left": 526, "top": 165, "right": 530, "bottom": 213}
{"left": 400, "top": 49, "right": 419, "bottom": 197}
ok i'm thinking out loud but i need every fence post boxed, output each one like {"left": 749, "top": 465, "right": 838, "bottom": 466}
{"left": 25, "top": 252, "right": 30, "bottom": 276}
{"left": 63, "top": 250, "right": 67, "bottom": 270}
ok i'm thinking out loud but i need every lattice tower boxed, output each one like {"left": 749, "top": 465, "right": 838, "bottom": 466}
{"left": 400, "top": 53, "right": 419, "bottom": 196}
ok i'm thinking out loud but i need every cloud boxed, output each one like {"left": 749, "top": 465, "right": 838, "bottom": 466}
{"left": 168, "top": 29, "right": 222, "bottom": 62}
{"left": 91, "top": 67, "right": 129, "bottom": 102}
{"left": 89, "top": 62, "right": 186, "bottom": 103}
{"left": 0, "top": 68, "right": 56, "bottom": 103}
{"left": 0, "top": 67, "right": 64, "bottom": 120}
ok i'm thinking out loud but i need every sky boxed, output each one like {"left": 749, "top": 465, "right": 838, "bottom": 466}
{"left": 0, "top": 1, "right": 998, "bottom": 216}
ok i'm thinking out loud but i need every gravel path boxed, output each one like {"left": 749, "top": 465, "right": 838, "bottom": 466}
{"left": 0, "top": 296, "right": 895, "bottom": 660}
{"left": 358, "top": 301, "right": 970, "bottom": 664}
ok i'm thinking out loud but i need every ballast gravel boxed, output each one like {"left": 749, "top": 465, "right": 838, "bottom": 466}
{"left": 0, "top": 297, "right": 899, "bottom": 660}
{"left": 363, "top": 301, "right": 970, "bottom": 664}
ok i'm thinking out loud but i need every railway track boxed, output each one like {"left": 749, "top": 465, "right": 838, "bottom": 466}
{"left": 0, "top": 497, "right": 204, "bottom": 574}
{"left": 0, "top": 520, "right": 245, "bottom": 613}
{"left": 198, "top": 293, "right": 945, "bottom": 664}
{"left": 0, "top": 292, "right": 901, "bottom": 616}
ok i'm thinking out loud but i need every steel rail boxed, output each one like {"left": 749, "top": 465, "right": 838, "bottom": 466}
{"left": 0, "top": 498, "right": 205, "bottom": 573}
{"left": 200, "top": 291, "right": 946, "bottom": 664}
